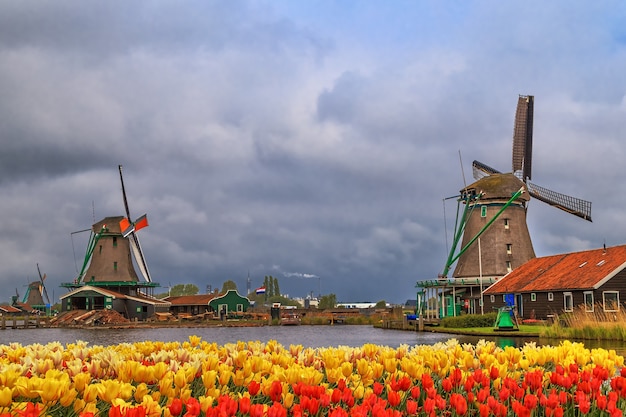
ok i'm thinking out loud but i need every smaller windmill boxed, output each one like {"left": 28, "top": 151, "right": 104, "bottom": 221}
{"left": 20, "top": 264, "right": 51, "bottom": 315}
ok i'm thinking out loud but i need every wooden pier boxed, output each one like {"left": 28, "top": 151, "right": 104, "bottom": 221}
{"left": 0, "top": 316, "right": 50, "bottom": 330}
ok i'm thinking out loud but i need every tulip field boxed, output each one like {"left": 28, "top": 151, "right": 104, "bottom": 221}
{"left": 2, "top": 337, "right": 626, "bottom": 416}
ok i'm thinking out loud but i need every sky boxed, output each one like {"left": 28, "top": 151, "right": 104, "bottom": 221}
{"left": 1, "top": 1, "right": 625, "bottom": 305}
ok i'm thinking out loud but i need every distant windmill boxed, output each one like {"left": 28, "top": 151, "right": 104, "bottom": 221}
{"left": 19, "top": 264, "right": 51, "bottom": 314}
{"left": 444, "top": 95, "right": 592, "bottom": 280}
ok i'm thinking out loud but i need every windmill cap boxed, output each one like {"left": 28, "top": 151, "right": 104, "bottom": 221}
{"left": 462, "top": 173, "right": 529, "bottom": 202}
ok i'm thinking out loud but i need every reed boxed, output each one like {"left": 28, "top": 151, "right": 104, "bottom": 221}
{"left": 540, "top": 303, "right": 626, "bottom": 341}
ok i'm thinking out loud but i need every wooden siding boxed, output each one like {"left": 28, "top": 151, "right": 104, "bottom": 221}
{"left": 482, "top": 268, "right": 626, "bottom": 320}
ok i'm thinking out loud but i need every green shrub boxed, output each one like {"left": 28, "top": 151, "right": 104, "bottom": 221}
{"left": 440, "top": 313, "right": 498, "bottom": 328}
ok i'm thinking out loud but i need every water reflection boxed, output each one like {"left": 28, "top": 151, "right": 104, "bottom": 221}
{"left": 0, "top": 326, "right": 624, "bottom": 355}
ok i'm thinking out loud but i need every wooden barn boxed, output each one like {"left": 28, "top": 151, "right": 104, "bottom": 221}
{"left": 166, "top": 293, "right": 217, "bottom": 318}
{"left": 483, "top": 244, "right": 626, "bottom": 320}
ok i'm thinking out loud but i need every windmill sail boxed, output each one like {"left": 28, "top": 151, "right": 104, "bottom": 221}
{"left": 512, "top": 95, "right": 534, "bottom": 181}
{"left": 526, "top": 181, "right": 592, "bottom": 221}
{"left": 472, "top": 160, "right": 501, "bottom": 180}
{"left": 129, "top": 235, "right": 152, "bottom": 282}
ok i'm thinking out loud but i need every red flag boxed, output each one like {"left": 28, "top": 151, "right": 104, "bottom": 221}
{"left": 119, "top": 218, "right": 134, "bottom": 237}
{"left": 134, "top": 214, "right": 149, "bottom": 232}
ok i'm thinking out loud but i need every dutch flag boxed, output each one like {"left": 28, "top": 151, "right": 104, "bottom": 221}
{"left": 256, "top": 287, "right": 266, "bottom": 295}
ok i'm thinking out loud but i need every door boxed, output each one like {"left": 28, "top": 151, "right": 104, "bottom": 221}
{"left": 516, "top": 294, "right": 523, "bottom": 318}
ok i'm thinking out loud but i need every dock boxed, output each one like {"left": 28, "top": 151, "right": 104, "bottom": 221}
{"left": 0, "top": 315, "right": 50, "bottom": 329}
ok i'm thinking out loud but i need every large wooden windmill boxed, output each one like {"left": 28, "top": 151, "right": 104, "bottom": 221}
{"left": 447, "top": 95, "right": 592, "bottom": 280}
{"left": 63, "top": 166, "right": 157, "bottom": 296}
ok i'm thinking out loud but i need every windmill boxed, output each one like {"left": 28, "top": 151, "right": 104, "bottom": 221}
{"left": 444, "top": 95, "right": 592, "bottom": 280}
{"left": 73, "top": 166, "right": 152, "bottom": 286}
{"left": 18, "top": 264, "right": 51, "bottom": 314}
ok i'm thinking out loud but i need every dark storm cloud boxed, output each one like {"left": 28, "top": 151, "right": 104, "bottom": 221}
{"left": 0, "top": 1, "right": 625, "bottom": 305}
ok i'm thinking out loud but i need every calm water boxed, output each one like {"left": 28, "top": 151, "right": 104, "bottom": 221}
{"left": 1, "top": 326, "right": 625, "bottom": 354}
{"left": 0, "top": 325, "right": 534, "bottom": 349}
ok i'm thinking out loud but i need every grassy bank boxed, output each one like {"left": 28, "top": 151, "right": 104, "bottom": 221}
{"left": 540, "top": 305, "right": 626, "bottom": 341}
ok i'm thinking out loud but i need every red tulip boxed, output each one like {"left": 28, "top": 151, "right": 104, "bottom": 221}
{"left": 269, "top": 380, "right": 282, "bottom": 402}
{"left": 239, "top": 397, "right": 251, "bottom": 414}
{"left": 169, "top": 398, "right": 183, "bottom": 416}
{"left": 489, "top": 366, "right": 499, "bottom": 380}
{"left": 421, "top": 373, "right": 434, "bottom": 389}
{"left": 387, "top": 390, "right": 401, "bottom": 407}
{"left": 184, "top": 397, "right": 201, "bottom": 417}
{"left": 109, "top": 405, "right": 123, "bottom": 417}
{"left": 248, "top": 380, "right": 261, "bottom": 396}
{"left": 267, "top": 402, "right": 287, "bottom": 417}
{"left": 406, "top": 399, "right": 418, "bottom": 415}
{"left": 249, "top": 404, "right": 264, "bottom": 417}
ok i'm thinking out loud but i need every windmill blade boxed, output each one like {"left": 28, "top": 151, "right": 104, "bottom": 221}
{"left": 512, "top": 95, "right": 534, "bottom": 181}
{"left": 527, "top": 181, "right": 592, "bottom": 222}
{"left": 472, "top": 160, "right": 501, "bottom": 180}
{"left": 129, "top": 233, "right": 152, "bottom": 282}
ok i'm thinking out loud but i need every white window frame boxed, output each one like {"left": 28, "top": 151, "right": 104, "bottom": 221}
{"left": 563, "top": 292, "right": 573, "bottom": 312}
{"left": 504, "top": 219, "right": 510, "bottom": 229}
{"left": 530, "top": 293, "right": 536, "bottom": 302}
{"left": 490, "top": 295, "right": 495, "bottom": 303}
{"left": 548, "top": 292, "right": 554, "bottom": 302}
{"left": 603, "top": 291, "right": 620, "bottom": 312}
{"left": 481, "top": 206, "right": 487, "bottom": 217}
{"left": 506, "top": 244, "right": 512, "bottom": 255}
{"left": 506, "top": 261, "right": 512, "bottom": 273}
{"left": 583, "top": 291, "right": 594, "bottom": 312}
{"left": 237, "top": 303, "right": 244, "bottom": 312}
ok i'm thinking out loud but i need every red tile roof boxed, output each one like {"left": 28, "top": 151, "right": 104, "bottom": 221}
{"left": 166, "top": 294, "right": 216, "bottom": 305}
{"left": 484, "top": 244, "right": 626, "bottom": 294}
{"left": 0, "top": 305, "right": 22, "bottom": 313}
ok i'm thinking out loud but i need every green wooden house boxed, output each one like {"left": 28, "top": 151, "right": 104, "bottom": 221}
{"left": 208, "top": 289, "right": 250, "bottom": 318}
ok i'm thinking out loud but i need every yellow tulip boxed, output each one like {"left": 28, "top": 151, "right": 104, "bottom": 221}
{"left": 96, "top": 380, "right": 122, "bottom": 403}
{"left": 0, "top": 387, "right": 13, "bottom": 408}
{"left": 59, "top": 388, "right": 78, "bottom": 408}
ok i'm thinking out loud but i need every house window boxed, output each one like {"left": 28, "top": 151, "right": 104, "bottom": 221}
{"left": 548, "top": 292, "right": 554, "bottom": 301}
{"left": 99, "top": 245, "right": 103, "bottom": 254}
{"left": 583, "top": 292, "right": 594, "bottom": 312}
{"left": 113, "top": 237, "right": 117, "bottom": 247}
{"left": 504, "top": 219, "right": 510, "bottom": 229}
{"left": 113, "top": 261, "right": 118, "bottom": 271}
{"left": 481, "top": 206, "right": 487, "bottom": 217}
{"left": 506, "top": 261, "right": 512, "bottom": 272}
{"left": 502, "top": 295, "right": 507, "bottom": 302}
{"left": 563, "top": 292, "right": 573, "bottom": 312}
{"left": 237, "top": 304, "right": 244, "bottom": 312}
{"left": 531, "top": 293, "right": 536, "bottom": 302}
{"left": 506, "top": 244, "right": 512, "bottom": 255}
{"left": 490, "top": 295, "right": 495, "bottom": 303}
{"left": 603, "top": 291, "right": 620, "bottom": 312}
